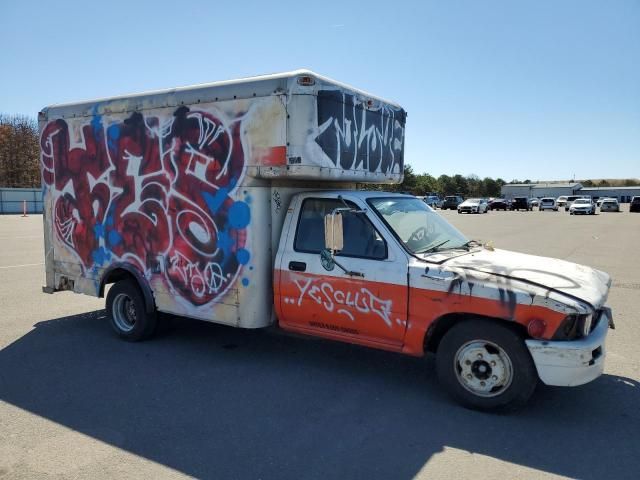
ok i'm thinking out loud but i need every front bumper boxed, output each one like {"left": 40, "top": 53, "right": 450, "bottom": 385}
{"left": 525, "top": 307, "right": 613, "bottom": 386}
{"left": 458, "top": 207, "right": 478, "bottom": 213}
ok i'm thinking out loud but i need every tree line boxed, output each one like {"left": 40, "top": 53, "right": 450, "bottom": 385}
{"left": 363, "top": 165, "right": 639, "bottom": 198}
{"left": 0, "top": 114, "right": 40, "bottom": 188}
{"left": 362, "top": 165, "right": 508, "bottom": 198}
{"left": 1, "top": 113, "right": 637, "bottom": 193}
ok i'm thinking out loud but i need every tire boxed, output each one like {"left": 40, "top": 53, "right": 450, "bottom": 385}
{"left": 436, "top": 319, "right": 538, "bottom": 411}
{"left": 106, "top": 279, "right": 157, "bottom": 341}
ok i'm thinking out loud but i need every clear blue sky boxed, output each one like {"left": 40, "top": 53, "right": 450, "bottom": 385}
{"left": 1, "top": 0, "right": 638, "bottom": 181}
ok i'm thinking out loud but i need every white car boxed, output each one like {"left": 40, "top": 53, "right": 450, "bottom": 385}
{"left": 599, "top": 198, "right": 620, "bottom": 212}
{"left": 458, "top": 198, "right": 489, "bottom": 214}
{"left": 556, "top": 196, "right": 568, "bottom": 208}
{"left": 539, "top": 197, "right": 558, "bottom": 211}
{"left": 569, "top": 198, "right": 596, "bottom": 215}
{"left": 564, "top": 195, "right": 590, "bottom": 212}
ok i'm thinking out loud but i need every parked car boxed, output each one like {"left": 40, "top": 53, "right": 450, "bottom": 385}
{"left": 596, "top": 198, "right": 604, "bottom": 207}
{"left": 630, "top": 196, "right": 640, "bottom": 213}
{"left": 565, "top": 195, "right": 590, "bottom": 212}
{"left": 539, "top": 197, "right": 558, "bottom": 211}
{"left": 510, "top": 197, "right": 532, "bottom": 211}
{"left": 441, "top": 195, "right": 464, "bottom": 210}
{"left": 599, "top": 198, "right": 620, "bottom": 212}
{"left": 556, "top": 196, "right": 568, "bottom": 208}
{"left": 569, "top": 198, "right": 596, "bottom": 215}
{"left": 489, "top": 198, "right": 510, "bottom": 210}
{"left": 458, "top": 198, "right": 488, "bottom": 214}
{"left": 421, "top": 195, "right": 442, "bottom": 209}
{"left": 529, "top": 198, "right": 540, "bottom": 208}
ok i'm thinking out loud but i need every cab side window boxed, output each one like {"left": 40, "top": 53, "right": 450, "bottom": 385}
{"left": 294, "top": 199, "right": 387, "bottom": 260}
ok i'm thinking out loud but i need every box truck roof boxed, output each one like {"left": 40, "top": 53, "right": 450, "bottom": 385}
{"left": 39, "top": 70, "right": 407, "bottom": 183}
{"left": 40, "top": 69, "right": 403, "bottom": 116}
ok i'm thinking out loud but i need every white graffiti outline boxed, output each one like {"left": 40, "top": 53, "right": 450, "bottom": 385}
{"left": 293, "top": 277, "right": 394, "bottom": 327}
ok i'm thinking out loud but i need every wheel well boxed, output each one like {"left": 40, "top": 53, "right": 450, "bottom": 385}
{"left": 424, "top": 313, "right": 528, "bottom": 354}
{"left": 99, "top": 266, "right": 156, "bottom": 314}
{"left": 99, "top": 268, "right": 136, "bottom": 298}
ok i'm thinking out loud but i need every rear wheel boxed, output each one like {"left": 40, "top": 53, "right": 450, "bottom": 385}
{"left": 436, "top": 320, "right": 538, "bottom": 411}
{"left": 106, "top": 279, "right": 157, "bottom": 341}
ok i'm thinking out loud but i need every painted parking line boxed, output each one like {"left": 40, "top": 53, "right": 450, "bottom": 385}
{"left": 0, "top": 262, "right": 44, "bottom": 270}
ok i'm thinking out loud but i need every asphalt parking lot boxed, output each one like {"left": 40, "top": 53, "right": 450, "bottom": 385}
{"left": 1, "top": 209, "right": 639, "bottom": 480}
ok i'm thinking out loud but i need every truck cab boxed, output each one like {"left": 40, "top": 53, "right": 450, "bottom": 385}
{"left": 275, "top": 191, "right": 613, "bottom": 409}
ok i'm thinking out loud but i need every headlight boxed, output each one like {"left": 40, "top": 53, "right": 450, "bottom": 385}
{"left": 582, "top": 313, "right": 593, "bottom": 336}
{"left": 552, "top": 313, "right": 594, "bottom": 340}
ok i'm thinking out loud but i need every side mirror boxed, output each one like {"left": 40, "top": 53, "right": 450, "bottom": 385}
{"left": 324, "top": 212, "right": 344, "bottom": 252}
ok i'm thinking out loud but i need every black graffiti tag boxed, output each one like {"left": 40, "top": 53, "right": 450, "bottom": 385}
{"left": 314, "top": 90, "right": 405, "bottom": 174}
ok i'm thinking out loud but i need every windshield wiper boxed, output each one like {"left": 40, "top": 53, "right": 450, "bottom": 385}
{"left": 415, "top": 239, "right": 450, "bottom": 254}
{"left": 416, "top": 239, "right": 481, "bottom": 255}
{"left": 460, "top": 239, "right": 482, "bottom": 250}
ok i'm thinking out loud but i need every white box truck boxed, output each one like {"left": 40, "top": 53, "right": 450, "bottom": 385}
{"left": 40, "top": 70, "right": 614, "bottom": 410}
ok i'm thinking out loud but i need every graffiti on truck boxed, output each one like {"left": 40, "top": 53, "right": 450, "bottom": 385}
{"left": 287, "top": 277, "right": 395, "bottom": 327}
{"left": 40, "top": 105, "right": 251, "bottom": 306}
{"left": 314, "top": 90, "right": 405, "bottom": 175}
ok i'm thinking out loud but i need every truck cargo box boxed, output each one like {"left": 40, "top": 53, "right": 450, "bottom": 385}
{"left": 39, "top": 70, "right": 406, "bottom": 327}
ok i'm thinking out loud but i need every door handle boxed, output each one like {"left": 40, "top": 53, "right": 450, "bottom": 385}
{"left": 288, "top": 261, "right": 307, "bottom": 272}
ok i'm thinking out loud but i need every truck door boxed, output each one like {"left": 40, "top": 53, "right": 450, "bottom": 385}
{"left": 276, "top": 196, "right": 408, "bottom": 348}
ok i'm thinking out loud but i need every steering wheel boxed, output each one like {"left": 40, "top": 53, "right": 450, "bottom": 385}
{"left": 406, "top": 225, "right": 434, "bottom": 249}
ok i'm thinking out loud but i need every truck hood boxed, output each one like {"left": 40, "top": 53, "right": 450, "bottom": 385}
{"left": 443, "top": 248, "right": 611, "bottom": 309}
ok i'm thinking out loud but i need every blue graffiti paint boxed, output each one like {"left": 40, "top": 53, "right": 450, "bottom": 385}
{"left": 229, "top": 201, "right": 250, "bottom": 229}
{"left": 90, "top": 105, "right": 103, "bottom": 138}
{"left": 244, "top": 195, "right": 252, "bottom": 204}
{"left": 217, "top": 230, "right": 233, "bottom": 256}
{"left": 202, "top": 188, "right": 228, "bottom": 215}
{"left": 236, "top": 248, "right": 250, "bottom": 265}
{"left": 91, "top": 246, "right": 111, "bottom": 266}
{"left": 107, "top": 124, "right": 120, "bottom": 150}
{"left": 93, "top": 223, "right": 105, "bottom": 239}
{"left": 241, "top": 278, "right": 249, "bottom": 287}
{"left": 108, "top": 230, "right": 122, "bottom": 246}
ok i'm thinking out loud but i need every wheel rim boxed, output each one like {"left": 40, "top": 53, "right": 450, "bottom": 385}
{"left": 454, "top": 340, "right": 513, "bottom": 398}
{"left": 112, "top": 293, "right": 137, "bottom": 332}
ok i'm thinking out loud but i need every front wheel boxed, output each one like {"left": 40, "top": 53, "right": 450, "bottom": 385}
{"left": 436, "top": 320, "right": 538, "bottom": 411}
{"left": 106, "top": 279, "right": 157, "bottom": 341}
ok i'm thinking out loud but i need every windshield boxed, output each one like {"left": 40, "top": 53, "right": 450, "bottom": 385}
{"left": 465, "top": 198, "right": 481, "bottom": 203}
{"left": 368, "top": 197, "right": 470, "bottom": 255}
{"left": 574, "top": 199, "right": 590, "bottom": 204}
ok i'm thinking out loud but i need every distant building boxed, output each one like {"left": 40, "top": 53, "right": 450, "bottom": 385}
{"left": 501, "top": 183, "right": 583, "bottom": 199}
{"left": 500, "top": 182, "right": 640, "bottom": 203}
{"left": 579, "top": 186, "right": 640, "bottom": 203}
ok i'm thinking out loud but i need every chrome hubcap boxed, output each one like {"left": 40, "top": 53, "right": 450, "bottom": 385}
{"left": 454, "top": 340, "right": 513, "bottom": 397}
{"left": 112, "top": 293, "right": 137, "bottom": 332}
